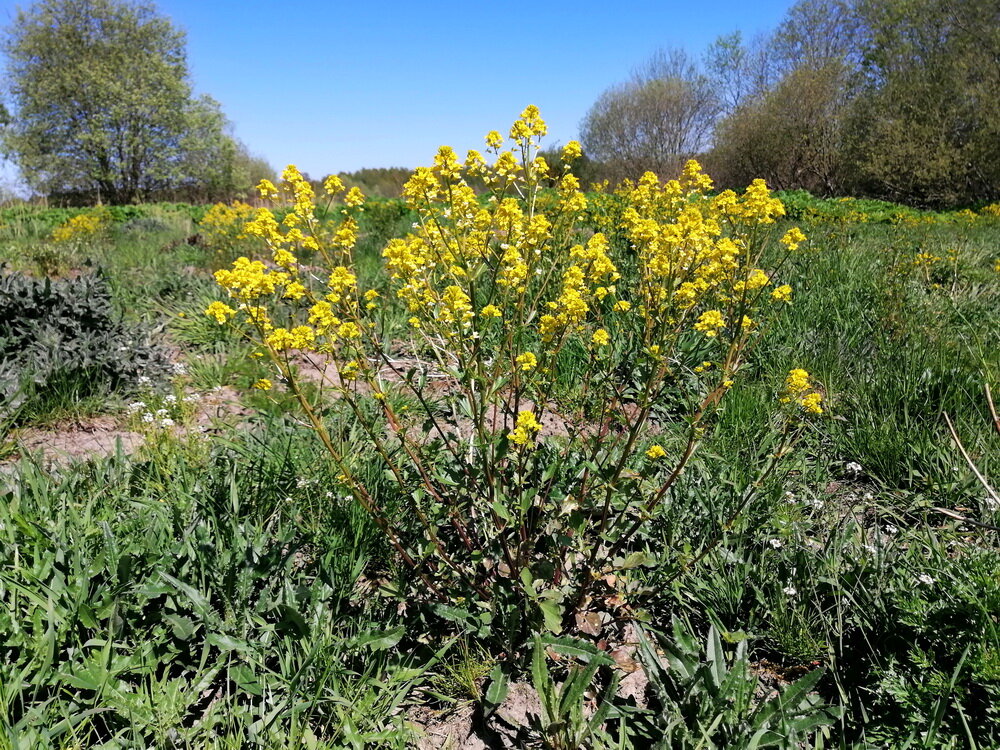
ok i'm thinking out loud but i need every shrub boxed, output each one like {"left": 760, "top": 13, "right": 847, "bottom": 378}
{"left": 0, "top": 270, "right": 171, "bottom": 422}
{"left": 208, "top": 107, "right": 819, "bottom": 647}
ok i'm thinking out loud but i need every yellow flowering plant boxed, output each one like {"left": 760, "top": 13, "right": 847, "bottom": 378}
{"left": 50, "top": 209, "right": 110, "bottom": 245}
{"left": 208, "top": 107, "right": 815, "bottom": 639}
{"left": 198, "top": 201, "right": 258, "bottom": 263}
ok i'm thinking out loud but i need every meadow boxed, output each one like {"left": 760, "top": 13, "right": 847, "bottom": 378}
{"left": 1, "top": 130, "right": 999, "bottom": 748}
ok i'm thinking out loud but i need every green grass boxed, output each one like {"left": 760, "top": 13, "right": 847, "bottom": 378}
{"left": 1, "top": 201, "right": 998, "bottom": 746}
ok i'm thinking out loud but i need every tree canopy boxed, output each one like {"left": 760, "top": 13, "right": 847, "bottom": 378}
{"left": 580, "top": 0, "right": 1000, "bottom": 207}
{"left": 1, "top": 0, "right": 267, "bottom": 203}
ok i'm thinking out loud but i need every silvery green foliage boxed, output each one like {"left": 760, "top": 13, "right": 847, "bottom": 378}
{"left": 0, "top": 269, "right": 170, "bottom": 419}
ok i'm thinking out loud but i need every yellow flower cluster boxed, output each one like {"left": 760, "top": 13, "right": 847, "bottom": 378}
{"left": 913, "top": 251, "right": 941, "bottom": 268}
{"left": 209, "top": 107, "right": 813, "bottom": 471}
{"left": 207, "top": 160, "right": 370, "bottom": 364}
{"left": 199, "top": 201, "right": 257, "bottom": 257}
{"left": 645, "top": 444, "right": 667, "bottom": 460}
{"left": 51, "top": 211, "right": 108, "bottom": 243}
{"left": 780, "top": 368, "right": 824, "bottom": 415}
{"left": 614, "top": 162, "right": 803, "bottom": 344}
{"left": 509, "top": 410, "right": 542, "bottom": 447}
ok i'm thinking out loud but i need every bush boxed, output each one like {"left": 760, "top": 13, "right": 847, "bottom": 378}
{"left": 207, "top": 108, "right": 821, "bottom": 651}
{"left": 0, "top": 269, "right": 171, "bottom": 422}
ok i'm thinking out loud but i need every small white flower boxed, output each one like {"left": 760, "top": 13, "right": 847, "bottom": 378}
{"left": 137, "top": 376, "right": 151, "bottom": 385}
{"left": 155, "top": 408, "right": 169, "bottom": 417}
{"left": 142, "top": 413, "right": 154, "bottom": 423}
{"left": 160, "top": 418, "right": 174, "bottom": 428}
{"left": 325, "top": 491, "right": 335, "bottom": 499}
{"left": 845, "top": 461, "right": 863, "bottom": 476}
{"left": 885, "top": 524, "right": 898, "bottom": 535}
{"left": 769, "top": 538, "right": 783, "bottom": 549}
{"left": 172, "top": 363, "right": 187, "bottom": 375}
{"left": 782, "top": 585, "right": 798, "bottom": 596}
{"left": 183, "top": 394, "right": 200, "bottom": 403}
{"left": 917, "top": 573, "right": 934, "bottom": 586}
{"left": 164, "top": 394, "right": 177, "bottom": 404}
{"left": 810, "top": 498, "right": 825, "bottom": 510}
{"left": 127, "top": 401, "right": 146, "bottom": 413}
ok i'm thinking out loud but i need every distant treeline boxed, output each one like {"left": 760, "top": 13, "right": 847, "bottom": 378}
{"left": 579, "top": 0, "right": 999, "bottom": 208}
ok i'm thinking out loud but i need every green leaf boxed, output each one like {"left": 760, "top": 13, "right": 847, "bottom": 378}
{"left": 538, "top": 599, "right": 564, "bottom": 634}
{"left": 206, "top": 632, "right": 249, "bottom": 653}
{"left": 350, "top": 626, "right": 404, "bottom": 651}
{"left": 620, "top": 551, "right": 653, "bottom": 570}
{"left": 539, "top": 634, "right": 613, "bottom": 665}
{"left": 163, "top": 614, "right": 196, "bottom": 641}
{"left": 483, "top": 663, "right": 509, "bottom": 714}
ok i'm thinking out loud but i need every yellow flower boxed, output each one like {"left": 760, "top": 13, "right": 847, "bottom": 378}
{"left": 256, "top": 179, "right": 279, "bottom": 200}
{"left": 591, "top": 329, "right": 610, "bottom": 346}
{"left": 485, "top": 130, "right": 504, "bottom": 150}
{"left": 205, "top": 301, "right": 236, "bottom": 324}
{"left": 344, "top": 187, "right": 365, "bottom": 207}
{"left": 744, "top": 269, "right": 770, "bottom": 291}
{"left": 800, "top": 392, "right": 823, "bottom": 414}
{"left": 613, "top": 300, "right": 631, "bottom": 312}
{"left": 694, "top": 310, "right": 726, "bottom": 338}
{"left": 780, "top": 227, "right": 807, "bottom": 251}
{"left": 266, "top": 325, "right": 316, "bottom": 351}
{"left": 645, "top": 444, "right": 667, "bottom": 459}
{"left": 780, "top": 368, "right": 824, "bottom": 414}
{"left": 509, "top": 410, "right": 542, "bottom": 446}
{"left": 323, "top": 174, "right": 345, "bottom": 195}
{"left": 283, "top": 281, "right": 307, "bottom": 300}
{"left": 516, "top": 352, "right": 538, "bottom": 372}
{"left": 784, "top": 368, "right": 811, "bottom": 395}
{"left": 337, "top": 321, "right": 362, "bottom": 339}
{"left": 253, "top": 378, "right": 272, "bottom": 391}
{"left": 562, "top": 140, "right": 583, "bottom": 161}
{"left": 771, "top": 284, "right": 793, "bottom": 303}
{"left": 480, "top": 304, "right": 502, "bottom": 319}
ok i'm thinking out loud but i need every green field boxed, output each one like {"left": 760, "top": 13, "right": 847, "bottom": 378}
{"left": 1, "top": 183, "right": 999, "bottom": 748}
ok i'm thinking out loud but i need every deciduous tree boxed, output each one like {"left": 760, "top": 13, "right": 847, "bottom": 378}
{"left": 1, "top": 0, "right": 250, "bottom": 203}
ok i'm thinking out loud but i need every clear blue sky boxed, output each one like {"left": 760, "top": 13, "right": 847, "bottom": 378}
{"left": 1, "top": 0, "right": 796, "bottom": 180}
